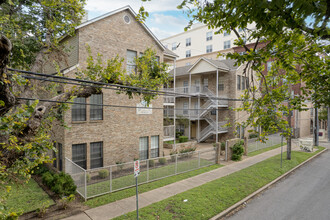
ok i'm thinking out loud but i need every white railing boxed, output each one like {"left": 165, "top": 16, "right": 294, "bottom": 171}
{"left": 163, "top": 88, "right": 175, "bottom": 104}
{"left": 247, "top": 133, "right": 285, "bottom": 153}
{"left": 164, "top": 107, "right": 174, "bottom": 117}
{"left": 164, "top": 125, "right": 175, "bottom": 139}
{"left": 199, "top": 121, "right": 228, "bottom": 142}
{"left": 65, "top": 148, "right": 216, "bottom": 200}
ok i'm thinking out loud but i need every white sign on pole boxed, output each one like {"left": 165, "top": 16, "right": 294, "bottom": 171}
{"left": 134, "top": 160, "right": 140, "bottom": 177}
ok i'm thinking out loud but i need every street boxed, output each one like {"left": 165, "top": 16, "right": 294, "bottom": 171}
{"left": 228, "top": 142, "right": 330, "bottom": 220}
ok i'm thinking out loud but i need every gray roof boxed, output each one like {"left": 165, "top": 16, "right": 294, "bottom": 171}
{"left": 203, "top": 58, "right": 239, "bottom": 70}
{"left": 164, "top": 48, "right": 179, "bottom": 58}
{"left": 169, "top": 58, "right": 239, "bottom": 77}
{"left": 169, "top": 65, "right": 193, "bottom": 77}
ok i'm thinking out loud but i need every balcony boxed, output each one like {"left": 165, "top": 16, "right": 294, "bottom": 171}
{"left": 163, "top": 88, "right": 175, "bottom": 105}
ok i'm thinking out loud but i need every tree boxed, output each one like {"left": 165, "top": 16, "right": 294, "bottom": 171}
{"left": 140, "top": 0, "right": 329, "bottom": 159}
{"left": 0, "top": 1, "right": 169, "bottom": 217}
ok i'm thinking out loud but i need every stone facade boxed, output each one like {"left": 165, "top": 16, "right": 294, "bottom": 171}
{"left": 52, "top": 8, "right": 166, "bottom": 171}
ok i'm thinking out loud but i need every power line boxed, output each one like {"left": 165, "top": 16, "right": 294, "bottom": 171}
{"left": 17, "top": 97, "right": 230, "bottom": 112}
{"left": 8, "top": 68, "right": 247, "bottom": 102}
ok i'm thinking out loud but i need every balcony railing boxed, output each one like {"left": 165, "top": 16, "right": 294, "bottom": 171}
{"left": 163, "top": 88, "right": 175, "bottom": 105}
{"left": 164, "top": 125, "right": 175, "bottom": 141}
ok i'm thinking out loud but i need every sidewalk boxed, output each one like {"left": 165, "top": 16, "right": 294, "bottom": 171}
{"left": 64, "top": 145, "right": 293, "bottom": 220}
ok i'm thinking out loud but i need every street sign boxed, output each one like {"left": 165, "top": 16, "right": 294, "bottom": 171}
{"left": 134, "top": 160, "right": 140, "bottom": 178}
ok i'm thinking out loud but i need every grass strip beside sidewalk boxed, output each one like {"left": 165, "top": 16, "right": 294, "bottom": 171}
{"left": 85, "top": 164, "right": 222, "bottom": 208}
{"left": 115, "top": 147, "right": 325, "bottom": 220}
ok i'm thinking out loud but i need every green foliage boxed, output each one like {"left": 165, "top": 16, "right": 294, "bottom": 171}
{"left": 42, "top": 171, "right": 76, "bottom": 196}
{"left": 231, "top": 143, "right": 244, "bottom": 161}
{"left": 59, "top": 194, "right": 75, "bottom": 210}
{"left": 179, "top": 136, "right": 188, "bottom": 143}
{"left": 36, "top": 201, "right": 50, "bottom": 218}
{"left": 98, "top": 169, "right": 109, "bottom": 179}
{"left": 249, "top": 133, "right": 259, "bottom": 139}
{"left": 148, "top": 159, "right": 155, "bottom": 167}
{"left": 158, "top": 158, "right": 167, "bottom": 165}
{"left": 179, "top": 146, "right": 196, "bottom": 154}
{"left": 33, "top": 164, "right": 50, "bottom": 176}
{"left": 86, "top": 173, "right": 91, "bottom": 183}
{"left": 221, "top": 142, "right": 226, "bottom": 150}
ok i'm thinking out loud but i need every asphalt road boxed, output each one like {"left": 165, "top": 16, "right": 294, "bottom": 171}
{"left": 228, "top": 142, "right": 330, "bottom": 220}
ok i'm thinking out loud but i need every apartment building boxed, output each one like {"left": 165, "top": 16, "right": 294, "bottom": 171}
{"left": 47, "top": 6, "right": 177, "bottom": 171}
{"left": 161, "top": 23, "right": 256, "bottom": 61}
{"left": 164, "top": 57, "right": 252, "bottom": 143}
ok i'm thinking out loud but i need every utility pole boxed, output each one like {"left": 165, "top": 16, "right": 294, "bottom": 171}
{"left": 314, "top": 107, "right": 319, "bottom": 146}
{"left": 287, "top": 90, "right": 292, "bottom": 160}
{"left": 327, "top": 107, "right": 330, "bottom": 142}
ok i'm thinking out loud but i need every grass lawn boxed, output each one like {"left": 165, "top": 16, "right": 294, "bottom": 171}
{"left": 248, "top": 143, "right": 286, "bottom": 157}
{"left": 114, "top": 147, "right": 325, "bottom": 220}
{"left": 1, "top": 178, "right": 55, "bottom": 214}
{"left": 164, "top": 140, "right": 180, "bottom": 144}
{"left": 84, "top": 164, "right": 222, "bottom": 208}
{"left": 83, "top": 158, "right": 214, "bottom": 198}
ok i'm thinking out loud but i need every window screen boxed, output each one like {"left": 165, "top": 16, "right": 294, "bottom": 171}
{"left": 127, "top": 50, "right": 137, "bottom": 74}
{"left": 72, "top": 143, "right": 87, "bottom": 169}
{"left": 139, "top": 137, "right": 148, "bottom": 160}
{"left": 90, "top": 142, "right": 103, "bottom": 169}
{"left": 72, "top": 97, "right": 86, "bottom": 121}
{"left": 90, "top": 94, "right": 103, "bottom": 120}
{"left": 150, "top": 136, "right": 159, "bottom": 158}
{"left": 237, "top": 75, "right": 241, "bottom": 90}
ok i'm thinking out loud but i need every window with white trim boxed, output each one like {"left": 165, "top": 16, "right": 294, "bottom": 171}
{"left": 186, "top": 38, "right": 191, "bottom": 46}
{"left": 72, "top": 143, "right": 87, "bottom": 169}
{"left": 126, "top": 50, "right": 137, "bottom": 74}
{"left": 90, "top": 142, "right": 103, "bottom": 169}
{"left": 139, "top": 137, "right": 148, "bottom": 160}
{"left": 150, "top": 136, "right": 159, "bottom": 158}
{"left": 206, "top": 45, "right": 212, "bottom": 53}
{"left": 206, "top": 31, "right": 213, "bottom": 41}
{"left": 183, "top": 81, "right": 188, "bottom": 93}
{"left": 186, "top": 50, "right": 191, "bottom": 58}
{"left": 172, "top": 42, "right": 177, "bottom": 51}
{"left": 72, "top": 97, "right": 86, "bottom": 121}
{"left": 183, "top": 102, "right": 188, "bottom": 115}
{"left": 90, "top": 94, "right": 103, "bottom": 120}
{"left": 237, "top": 75, "right": 241, "bottom": 90}
{"left": 224, "top": 40, "right": 231, "bottom": 49}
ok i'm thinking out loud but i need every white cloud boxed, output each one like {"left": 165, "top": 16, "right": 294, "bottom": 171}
{"left": 85, "top": 0, "right": 183, "bottom": 14}
{"left": 149, "top": 27, "right": 178, "bottom": 39}
{"left": 152, "top": 13, "right": 188, "bottom": 28}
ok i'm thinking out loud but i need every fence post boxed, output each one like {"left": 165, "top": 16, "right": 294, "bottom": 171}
{"left": 147, "top": 159, "right": 149, "bottom": 182}
{"left": 84, "top": 170, "right": 87, "bottom": 201}
{"left": 110, "top": 166, "right": 112, "bottom": 193}
{"left": 175, "top": 154, "right": 178, "bottom": 174}
{"left": 244, "top": 137, "right": 248, "bottom": 156}
{"left": 225, "top": 141, "right": 228, "bottom": 161}
{"left": 198, "top": 151, "right": 201, "bottom": 167}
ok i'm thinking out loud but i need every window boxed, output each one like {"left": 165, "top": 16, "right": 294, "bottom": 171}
{"left": 139, "top": 137, "right": 148, "bottom": 160}
{"left": 72, "top": 97, "right": 86, "bottom": 121}
{"left": 90, "top": 94, "right": 103, "bottom": 120}
{"left": 246, "top": 77, "right": 249, "bottom": 89}
{"left": 194, "top": 102, "right": 198, "bottom": 115}
{"left": 206, "top": 31, "right": 212, "bottom": 41}
{"left": 267, "top": 61, "right": 273, "bottom": 71}
{"left": 150, "top": 136, "right": 159, "bottom": 158}
{"left": 186, "top": 38, "right": 191, "bottom": 46}
{"left": 72, "top": 143, "right": 87, "bottom": 169}
{"left": 53, "top": 142, "right": 57, "bottom": 168}
{"left": 186, "top": 50, "right": 191, "bottom": 58}
{"left": 237, "top": 75, "right": 241, "bottom": 90}
{"left": 90, "top": 142, "right": 103, "bottom": 169}
{"left": 206, "top": 45, "right": 213, "bottom": 53}
{"left": 242, "top": 76, "right": 246, "bottom": 90}
{"left": 224, "top": 30, "right": 230, "bottom": 36}
{"left": 224, "top": 40, "right": 231, "bottom": 49}
{"left": 237, "top": 126, "right": 241, "bottom": 138}
{"left": 183, "top": 102, "right": 188, "bottom": 115}
{"left": 183, "top": 81, "right": 188, "bottom": 93}
{"left": 58, "top": 143, "right": 63, "bottom": 171}
{"left": 172, "top": 42, "right": 177, "bottom": 51}
{"left": 127, "top": 50, "right": 137, "bottom": 74}
{"left": 203, "top": 78, "right": 208, "bottom": 90}
{"left": 218, "top": 77, "right": 224, "bottom": 91}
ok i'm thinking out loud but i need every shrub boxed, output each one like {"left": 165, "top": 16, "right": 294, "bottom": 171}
{"left": 176, "top": 131, "right": 183, "bottom": 138}
{"left": 158, "top": 158, "right": 167, "bottom": 165}
{"left": 179, "top": 146, "right": 196, "bottom": 154}
{"left": 249, "top": 133, "right": 259, "bottom": 139}
{"left": 36, "top": 201, "right": 50, "bottom": 218}
{"left": 239, "top": 139, "right": 244, "bottom": 145}
{"left": 98, "top": 169, "right": 109, "bottom": 179}
{"left": 179, "top": 136, "right": 188, "bottom": 143}
{"left": 86, "top": 173, "right": 91, "bottom": 183}
{"left": 59, "top": 194, "right": 75, "bottom": 210}
{"left": 148, "top": 159, "right": 155, "bottom": 167}
{"left": 51, "top": 172, "right": 77, "bottom": 196}
{"left": 231, "top": 142, "right": 244, "bottom": 161}
{"left": 42, "top": 171, "right": 54, "bottom": 187}
{"left": 34, "top": 164, "right": 49, "bottom": 175}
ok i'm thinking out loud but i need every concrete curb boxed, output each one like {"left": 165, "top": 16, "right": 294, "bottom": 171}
{"left": 210, "top": 148, "right": 328, "bottom": 220}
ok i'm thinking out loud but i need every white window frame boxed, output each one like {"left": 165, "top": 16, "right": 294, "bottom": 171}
{"left": 224, "top": 40, "right": 231, "bottom": 49}
{"left": 206, "top": 45, "right": 213, "bottom": 53}
{"left": 186, "top": 37, "right": 191, "bottom": 46}
{"left": 150, "top": 136, "right": 159, "bottom": 158}
{"left": 139, "top": 137, "right": 149, "bottom": 160}
{"left": 206, "top": 31, "right": 213, "bottom": 41}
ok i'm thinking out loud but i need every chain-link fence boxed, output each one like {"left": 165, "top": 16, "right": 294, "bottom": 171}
{"left": 247, "top": 133, "right": 285, "bottom": 153}
{"left": 65, "top": 148, "right": 216, "bottom": 200}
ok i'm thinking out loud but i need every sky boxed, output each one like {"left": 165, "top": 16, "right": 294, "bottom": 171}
{"left": 85, "top": 0, "right": 191, "bottom": 40}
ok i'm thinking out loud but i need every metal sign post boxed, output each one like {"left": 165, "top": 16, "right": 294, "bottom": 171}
{"left": 281, "top": 135, "right": 283, "bottom": 168}
{"left": 134, "top": 160, "right": 140, "bottom": 220}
